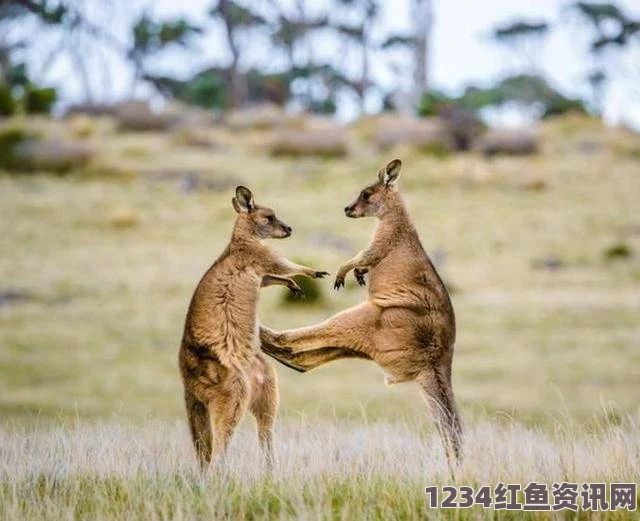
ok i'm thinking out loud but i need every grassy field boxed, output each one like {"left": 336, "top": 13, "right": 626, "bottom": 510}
{"left": 1, "top": 113, "right": 639, "bottom": 518}
{"left": 1, "top": 417, "right": 639, "bottom": 520}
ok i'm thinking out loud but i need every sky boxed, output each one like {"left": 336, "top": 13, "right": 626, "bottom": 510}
{"left": 9, "top": 0, "right": 640, "bottom": 127}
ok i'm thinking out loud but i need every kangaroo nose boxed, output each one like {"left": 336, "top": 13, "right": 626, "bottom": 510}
{"left": 344, "top": 206, "right": 351, "bottom": 213}
{"left": 285, "top": 225, "right": 292, "bottom": 234}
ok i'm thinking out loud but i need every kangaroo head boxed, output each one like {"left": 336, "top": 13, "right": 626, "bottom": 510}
{"left": 344, "top": 159, "right": 402, "bottom": 218}
{"left": 232, "top": 186, "right": 292, "bottom": 239}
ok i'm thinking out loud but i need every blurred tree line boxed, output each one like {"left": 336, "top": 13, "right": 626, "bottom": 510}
{"left": 0, "top": 0, "right": 638, "bottom": 121}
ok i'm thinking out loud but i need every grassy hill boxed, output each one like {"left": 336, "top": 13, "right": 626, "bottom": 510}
{"left": 1, "top": 112, "right": 639, "bottom": 519}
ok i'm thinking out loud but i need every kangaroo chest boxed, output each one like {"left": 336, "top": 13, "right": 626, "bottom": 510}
{"left": 189, "top": 265, "right": 262, "bottom": 367}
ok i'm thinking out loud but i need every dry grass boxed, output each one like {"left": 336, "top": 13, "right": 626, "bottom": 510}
{"left": 1, "top": 113, "right": 639, "bottom": 518}
{"left": 1, "top": 415, "right": 638, "bottom": 520}
{"left": 1, "top": 135, "right": 638, "bottom": 421}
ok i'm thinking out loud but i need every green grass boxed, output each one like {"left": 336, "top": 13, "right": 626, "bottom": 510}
{"left": 1, "top": 113, "right": 639, "bottom": 519}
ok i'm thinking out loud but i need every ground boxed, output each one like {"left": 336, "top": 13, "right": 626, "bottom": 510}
{"left": 0, "top": 113, "right": 639, "bottom": 519}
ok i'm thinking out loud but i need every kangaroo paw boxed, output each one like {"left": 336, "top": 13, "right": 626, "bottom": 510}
{"left": 354, "top": 269, "right": 367, "bottom": 286}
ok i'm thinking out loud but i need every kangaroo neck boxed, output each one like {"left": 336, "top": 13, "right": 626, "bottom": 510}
{"left": 376, "top": 195, "right": 414, "bottom": 238}
{"left": 229, "top": 218, "right": 260, "bottom": 249}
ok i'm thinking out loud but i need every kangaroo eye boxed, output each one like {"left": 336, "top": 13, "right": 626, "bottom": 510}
{"left": 267, "top": 215, "right": 275, "bottom": 223}
{"left": 362, "top": 192, "right": 370, "bottom": 201}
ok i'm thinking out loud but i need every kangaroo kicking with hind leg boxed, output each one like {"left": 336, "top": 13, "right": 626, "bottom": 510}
{"left": 261, "top": 159, "right": 463, "bottom": 462}
{"left": 179, "top": 186, "right": 329, "bottom": 469}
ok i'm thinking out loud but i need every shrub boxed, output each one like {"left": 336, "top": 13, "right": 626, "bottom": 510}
{"left": 542, "top": 96, "right": 588, "bottom": 119}
{"left": 0, "top": 127, "right": 30, "bottom": 169}
{"left": 0, "top": 84, "right": 17, "bottom": 116}
{"left": 226, "top": 104, "right": 287, "bottom": 131}
{"left": 64, "top": 103, "right": 116, "bottom": 117}
{"left": 626, "top": 147, "right": 640, "bottom": 160}
{"left": 603, "top": 242, "right": 633, "bottom": 261}
{"left": 421, "top": 141, "right": 452, "bottom": 158}
{"left": 417, "top": 91, "right": 453, "bottom": 117}
{"left": 373, "top": 117, "right": 454, "bottom": 155}
{"left": 480, "top": 129, "right": 538, "bottom": 157}
{"left": 3, "top": 137, "right": 95, "bottom": 173}
{"left": 180, "top": 72, "right": 228, "bottom": 110}
{"left": 308, "top": 96, "right": 337, "bottom": 115}
{"left": 115, "top": 101, "right": 177, "bottom": 132}
{"left": 421, "top": 75, "right": 589, "bottom": 123}
{"left": 281, "top": 271, "right": 325, "bottom": 306}
{"left": 24, "top": 85, "right": 57, "bottom": 114}
{"left": 269, "top": 129, "right": 347, "bottom": 157}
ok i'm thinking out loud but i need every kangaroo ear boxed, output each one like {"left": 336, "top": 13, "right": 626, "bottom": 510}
{"left": 380, "top": 158, "right": 402, "bottom": 186}
{"left": 234, "top": 186, "right": 254, "bottom": 213}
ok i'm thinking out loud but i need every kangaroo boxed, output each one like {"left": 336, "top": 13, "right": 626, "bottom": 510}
{"left": 179, "top": 186, "right": 329, "bottom": 468}
{"left": 261, "top": 159, "right": 462, "bottom": 461}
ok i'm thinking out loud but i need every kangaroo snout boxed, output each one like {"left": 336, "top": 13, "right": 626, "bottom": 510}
{"left": 344, "top": 205, "right": 356, "bottom": 217}
{"left": 283, "top": 225, "right": 292, "bottom": 236}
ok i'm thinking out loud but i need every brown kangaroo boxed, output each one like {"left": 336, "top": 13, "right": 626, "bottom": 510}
{"left": 179, "top": 186, "right": 329, "bottom": 468}
{"left": 261, "top": 159, "right": 462, "bottom": 461}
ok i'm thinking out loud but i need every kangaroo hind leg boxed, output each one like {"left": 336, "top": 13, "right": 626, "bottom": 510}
{"left": 262, "top": 302, "right": 377, "bottom": 354}
{"left": 207, "top": 373, "right": 250, "bottom": 463}
{"left": 262, "top": 344, "right": 371, "bottom": 372}
{"left": 185, "top": 390, "right": 213, "bottom": 469}
{"left": 416, "top": 366, "right": 463, "bottom": 463}
{"left": 249, "top": 355, "right": 278, "bottom": 468}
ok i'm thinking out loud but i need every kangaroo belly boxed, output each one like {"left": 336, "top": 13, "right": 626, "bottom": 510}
{"left": 371, "top": 286, "right": 427, "bottom": 309}
{"left": 370, "top": 305, "right": 453, "bottom": 379}
{"left": 185, "top": 268, "right": 262, "bottom": 368}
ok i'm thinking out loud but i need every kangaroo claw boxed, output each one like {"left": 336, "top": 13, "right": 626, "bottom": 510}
{"left": 354, "top": 270, "right": 367, "bottom": 286}
{"left": 314, "top": 271, "right": 330, "bottom": 279}
{"left": 333, "top": 276, "right": 345, "bottom": 290}
{"left": 290, "top": 286, "right": 305, "bottom": 299}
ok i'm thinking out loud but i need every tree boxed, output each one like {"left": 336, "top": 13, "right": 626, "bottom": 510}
{"left": 271, "top": 3, "right": 327, "bottom": 67}
{"left": 0, "top": 0, "right": 67, "bottom": 25}
{"left": 0, "top": 2, "right": 76, "bottom": 111}
{"left": 144, "top": 68, "right": 229, "bottom": 110}
{"left": 379, "top": 0, "right": 433, "bottom": 110}
{"left": 411, "top": 0, "right": 433, "bottom": 103}
{"left": 209, "top": 0, "right": 269, "bottom": 107}
{"left": 330, "top": 0, "right": 380, "bottom": 112}
{"left": 0, "top": 0, "right": 127, "bottom": 103}
{"left": 491, "top": 19, "right": 549, "bottom": 72}
{"left": 129, "top": 14, "right": 202, "bottom": 96}
{"left": 0, "top": 1, "right": 65, "bottom": 92}
{"left": 285, "top": 63, "right": 342, "bottom": 114}
{"left": 568, "top": 2, "right": 640, "bottom": 109}
{"left": 433, "top": 74, "right": 587, "bottom": 119}
{"left": 571, "top": 2, "right": 639, "bottom": 51}
{"left": 268, "top": 0, "right": 331, "bottom": 111}
{"left": 586, "top": 68, "right": 607, "bottom": 112}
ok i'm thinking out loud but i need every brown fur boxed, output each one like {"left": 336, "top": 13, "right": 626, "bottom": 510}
{"left": 261, "top": 159, "right": 463, "bottom": 461}
{"left": 179, "top": 186, "right": 328, "bottom": 468}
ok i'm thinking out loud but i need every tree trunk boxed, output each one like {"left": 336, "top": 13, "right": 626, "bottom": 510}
{"left": 360, "top": 21, "right": 369, "bottom": 113}
{"left": 224, "top": 21, "right": 245, "bottom": 108}
{"left": 229, "top": 54, "right": 242, "bottom": 108}
{"left": 72, "top": 47, "right": 94, "bottom": 104}
{"left": 412, "top": 0, "right": 433, "bottom": 106}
